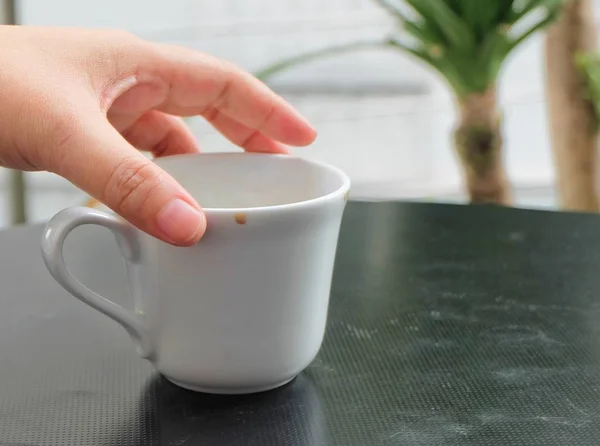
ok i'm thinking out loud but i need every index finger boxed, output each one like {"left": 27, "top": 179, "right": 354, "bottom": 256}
{"left": 136, "top": 43, "right": 317, "bottom": 147}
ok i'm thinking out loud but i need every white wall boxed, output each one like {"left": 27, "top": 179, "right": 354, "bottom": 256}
{"left": 2, "top": 0, "right": 597, "bottom": 225}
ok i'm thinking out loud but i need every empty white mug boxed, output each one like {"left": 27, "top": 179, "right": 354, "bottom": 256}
{"left": 41, "top": 153, "right": 350, "bottom": 394}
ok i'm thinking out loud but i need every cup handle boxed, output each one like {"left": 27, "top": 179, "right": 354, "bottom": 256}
{"left": 41, "top": 206, "right": 153, "bottom": 359}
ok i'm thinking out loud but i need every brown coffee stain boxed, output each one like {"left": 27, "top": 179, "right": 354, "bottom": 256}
{"left": 344, "top": 191, "right": 349, "bottom": 201}
{"left": 234, "top": 213, "right": 247, "bottom": 225}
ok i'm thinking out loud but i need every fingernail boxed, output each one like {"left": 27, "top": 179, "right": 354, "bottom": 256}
{"left": 157, "top": 198, "right": 205, "bottom": 245}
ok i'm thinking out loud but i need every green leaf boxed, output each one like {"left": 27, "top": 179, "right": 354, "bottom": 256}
{"left": 389, "top": 39, "right": 470, "bottom": 96}
{"left": 509, "top": 10, "right": 560, "bottom": 51}
{"left": 496, "top": 0, "right": 518, "bottom": 24}
{"left": 509, "top": 0, "right": 565, "bottom": 23}
{"left": 403, "top": 19, "right": 444, "bottom": 45}
{"left": 576, "top": 51, "right": 600, "bottom": 128}
{"left": 459, "top": 0, "right": 484, "bottom": 36}
{"left": 253, "top": 40, "right": 397, "bottom": 81}
{"left": 405, "top": 0, "right": 475, "bottom": 50}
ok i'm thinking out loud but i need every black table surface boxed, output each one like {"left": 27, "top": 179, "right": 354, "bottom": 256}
{"left": 3, "top": 201, "right": 600, "bottom": 445}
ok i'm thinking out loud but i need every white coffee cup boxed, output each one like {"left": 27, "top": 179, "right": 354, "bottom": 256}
{"left": 41, "top": 153, "right": 350, "bottom": 394}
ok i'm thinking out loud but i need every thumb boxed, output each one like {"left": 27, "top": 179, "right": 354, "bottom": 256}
{"left": 50, "top": 111, "right": 206, "bottom": 246}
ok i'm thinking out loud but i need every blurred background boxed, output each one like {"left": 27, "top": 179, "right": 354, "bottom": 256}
{"left": 3, "top": 0, "right": 599, "bottom": 228}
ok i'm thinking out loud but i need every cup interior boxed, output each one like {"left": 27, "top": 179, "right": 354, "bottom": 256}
{"left": 155, "top": 153, "right": 349, "bottom": 210}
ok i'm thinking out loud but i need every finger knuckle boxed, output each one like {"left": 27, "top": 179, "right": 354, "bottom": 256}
{"left": 212, "top": 76, "right": 234, "bottom": 110}
{"left": 106, "top": 157, "right": 163, "bottom": 214}
{"left": 96, "top": 30, "right": 146, "bottom": 75}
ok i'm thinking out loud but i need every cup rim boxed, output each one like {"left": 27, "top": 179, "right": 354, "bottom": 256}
{"left": 153, "top": 152, "right": 351, "bottom": 213}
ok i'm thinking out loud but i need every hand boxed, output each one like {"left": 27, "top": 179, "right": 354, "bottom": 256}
{"left": 0, "top": 26, "right": 316, "bottom": 245}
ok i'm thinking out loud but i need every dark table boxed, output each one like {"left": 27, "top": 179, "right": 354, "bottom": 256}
{"left": 3, "top": 201, "right": 600, "bottom": 445}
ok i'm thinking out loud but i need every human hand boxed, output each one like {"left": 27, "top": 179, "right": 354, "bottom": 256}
{"left": 0, "top": 26, "right": 316, "bottom": 245}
